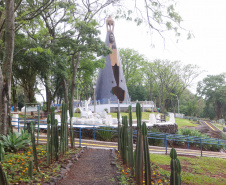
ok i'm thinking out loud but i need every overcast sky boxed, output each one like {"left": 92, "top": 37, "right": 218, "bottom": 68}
{"left": 99, "top": 0, "right": 226, "bottom": 93}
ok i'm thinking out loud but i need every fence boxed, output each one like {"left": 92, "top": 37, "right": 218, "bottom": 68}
{"left": 11, "top": 117, "right": 226, "bottom": 155}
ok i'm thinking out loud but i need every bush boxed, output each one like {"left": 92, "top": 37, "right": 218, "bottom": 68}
{"left": 146, "top": 108, "right": 153, "bottom": 112}
{"left": 178, "top": 128, "right": 223, "bottom": 151}
{"left": 148, "top": 128, "right": 163, "bottom": 146}
{"left": 1, "top": 130, "right": 31, "bottom": 152}
{"left": 75, "top": 108, "right": 81, "bottom": 113}
{"left": 178, "top": 128, "right": 206, "bottom": 137}
{"left": 97, "top": 127, "right": 115, "bottom": 141}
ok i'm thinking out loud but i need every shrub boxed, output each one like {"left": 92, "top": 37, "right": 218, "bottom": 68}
{"left": 104, "top": 108, "right": 108, "bottom": 113}
{"left": 1, "top": 130, "right": 31, "bottom": 152}
{"left": 146, "top": 108, "right": 153, "bottom": 112}
{"left": 97, "top": 127, "right": 115, "bottom": 141}
{"left": 75, "top": 108, "right": 81, "bottom": 113}
{"left": 148, "top": 128, "right": 163, "bottom": 146}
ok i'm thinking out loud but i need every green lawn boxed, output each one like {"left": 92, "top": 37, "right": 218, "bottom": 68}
{"left": 73, "top": 111, "right": 198, "bottom": 129}
{"left": 151, "top": 153, "right": 226, "bottom": 185}
{"left": 107, "top": 112, "right": 198, "bottom": 128}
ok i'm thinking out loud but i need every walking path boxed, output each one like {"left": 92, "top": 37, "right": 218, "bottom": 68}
{"left": 57, "top": 149, "right": 118, "bottom": 185}
{"left": 38, "top": 137, "right": 226, "bottom": 159}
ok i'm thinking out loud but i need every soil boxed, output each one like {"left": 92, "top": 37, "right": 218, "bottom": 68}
{"left": 57, "top": 149, "right": 118, "bottom": 185}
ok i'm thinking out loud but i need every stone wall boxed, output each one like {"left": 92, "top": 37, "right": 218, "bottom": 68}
{"left": 150, "top": 124, "right": 178, "bottom": 134}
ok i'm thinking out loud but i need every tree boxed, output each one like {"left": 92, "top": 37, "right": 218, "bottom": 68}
{"left": 119, "top": 48, "right": 146, "bottom": 86}
{"left": 143, "top": 60, "right": 200, "bottom": 113}
{"left": 197, "top": 74, "right": 226, "bottom": 120}
{"left": 0, "top": 0, "right": 15, "bottom": 135}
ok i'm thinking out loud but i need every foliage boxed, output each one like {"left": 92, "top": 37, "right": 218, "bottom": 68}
{"left": 197, "top": 73, "right": 226, "bottom": 120}
{"left": 97, "top": 127, "right": 115, "bottom": 142}
{"left": 178, "top": 128, "right": 222, "bottom": 151}
{"left": 0, "top": 162, "right": 9, "bottom": 185}
{"left": 1, "top": 130, "right": 30, "bottom": 152}
{"left": 144, "top": 60, "right": 200, "bottom": 114}
{"left": 178, "top": 128, "right": 206, "bottom": 137}
{"left": 119, "top": 48, "right": 147, "bottom": 86}
{"left": 1, "top": 145, "right": 81, "bottom": 184}
{"left": 148, "top": 128, "right": 162, "bottom": 146}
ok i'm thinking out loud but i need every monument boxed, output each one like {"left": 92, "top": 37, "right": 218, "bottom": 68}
{"left": 95, "top": 16, "right": 129, "bottom": 103}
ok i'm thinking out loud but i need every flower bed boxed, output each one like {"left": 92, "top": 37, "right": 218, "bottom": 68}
{"left": 2, "top": 145, "right": 81, "bottom": 184}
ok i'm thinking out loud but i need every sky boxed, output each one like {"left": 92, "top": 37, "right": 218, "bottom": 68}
{"left": 99, "top": 0, "right": 226, "bottom": 93}
{"left": 36, "top": 0, "right": 226, "bottom": 102}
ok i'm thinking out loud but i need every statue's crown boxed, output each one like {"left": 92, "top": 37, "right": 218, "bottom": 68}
{"left": 106, "top": 16, "right": 114, "bottom": 32}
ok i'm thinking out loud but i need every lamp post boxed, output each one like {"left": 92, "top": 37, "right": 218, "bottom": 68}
{"left": 176, "top": 95, "right": 180, "bottom": 114}
{"left": 93, "top": 82, "right": 96, "bottom": 113}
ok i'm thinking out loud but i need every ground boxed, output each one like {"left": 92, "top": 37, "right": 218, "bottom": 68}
{"left": 57, "top": 149, "right": 118, "bottom": 185}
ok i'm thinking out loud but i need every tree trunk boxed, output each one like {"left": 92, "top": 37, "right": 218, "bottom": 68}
{"left": 0, "top": 0, "right": 14, "bottom": 135}
{"left": 12, "top": 80, "right": 17, "bottom": 112}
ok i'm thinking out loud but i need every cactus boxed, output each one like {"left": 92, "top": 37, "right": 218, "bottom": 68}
{"left": 60, "top": 103, "right": 64, "bottom": 154}
{"left": 60, "top": 103, "right": 68, "bottom": 154}
{"left": 128, "top": 105, "right": 134, "bottom": 176}
{"left": 170, "top": 148, "right": 181, "bottom": 185}
{"left": 0, "top": 162, "right": 9, "bottom": 185}
{"left": 135, "top": 103, "right": 143, "bottom": 185}
{"left": 30, "top": 122, "right": 39, "bottom": 172}
{"left": 117, "top": 108, "right": 121, "bottom": 152}
{"left": 50, "top": 107, "right": 55, "bottom": 162}
{"left": 54, "top": 119, "right": 59, "bottom": 161}
{"left": 47, "top": 114, "right": 51, "bottom": 165}
{"left": 28, "top": 157, "right": 33, "bottom": 179}
{"left": 0, "top": 142, "right": 5, "bottom": 163}
{"left": 68, "top": 94, "right": 74, "bottom": 148}
{"left": 142, "top": 122, "right": 151, "bottom": 185}
{"left": 121, "top": 116, "right": 128, "bottom": 164}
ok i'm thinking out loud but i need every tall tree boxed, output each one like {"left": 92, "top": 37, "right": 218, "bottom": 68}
{"left": 144, "top": 60, "right": 200, "bottom": 113}
{"left": 119, "top": 48, "right": 146, "bottom": 86}
{"left": 0, "top": 0, "right": 15, "bottom": 135}
{"left": 197, "top": 74, "right": 226, "bottom": 120}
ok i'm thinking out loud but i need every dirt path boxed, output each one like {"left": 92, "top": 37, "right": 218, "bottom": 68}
{"left": 57, "top": 149, "right": 118, "bottom": 185}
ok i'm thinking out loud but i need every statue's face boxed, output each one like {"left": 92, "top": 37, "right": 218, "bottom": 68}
{"left": 109, "top": 33, "right": 115, "bottom": 43}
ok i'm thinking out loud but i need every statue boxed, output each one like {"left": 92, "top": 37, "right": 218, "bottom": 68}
{"left": 79, "top": 98, "right": 93, "bottom": 118}
{"left": 95, "top": 16, "right": 130, "bottom": 103}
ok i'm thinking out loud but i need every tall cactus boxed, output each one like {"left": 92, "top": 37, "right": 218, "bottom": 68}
{"left": 69, "top": 94, "right": 74, "bottom": 148}
{"left": 60, "top": 103, "right": 68, "bottom": 154}
{"left": 47, "top": 115, "right": 51, "bottom": 165}
{"left": 60, "top": 103, "right": 65, "bottom": 154}
{"left": 0, "top": 162, "right": 9, "bottom": 185}
{"left": 128, "top": 105, "right": 134, "bottom": 176}
{"left": 121, "top": 116, "right": 128, "bottom": 165}
{"left": 0, "top": 142, "right": 5, "bottom": 163}
{"left": 54, "top": 119, "right": 59, "bottom": 160}
{"left": 30, "top": 122, "right": 39, "bottom": 172}
{"left": 50, "top": 107, "right": 55, "bottom": 162}
{"left": 142, "top": 122, "right": 151, "bottom": 185}
{"left": 117, "top": 108, "right": 121, "bottom": 152}
{"left": 170, "top": 148, "right": 181, "bottom": 185}
{"left": 28, "top": 157, "right": 33, "bottom": 179}
{"left": 135, "top": 103, "right": 143, "bottom": 185}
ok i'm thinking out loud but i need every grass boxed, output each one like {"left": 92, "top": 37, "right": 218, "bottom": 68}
{"left": 175, "top": 118, "right": 198, "bottom": 129}
{"left": 150, "top": 153, "right": 226, "bottom": 185}
{"left": 107, "top": 112, "right": 198, "bottom": 129}
{"left": 212, "top": 122, "right": 225, "bottom": 131}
